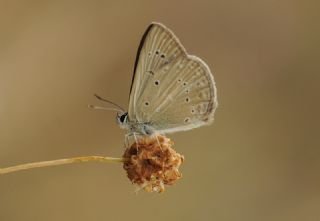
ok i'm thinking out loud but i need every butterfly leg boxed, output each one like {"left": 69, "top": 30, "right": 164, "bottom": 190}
{"left": 124, "top": 133, "right": 132, "bottom": 148}
{"left": 133, "top": 132, "right": 140, "bottom": 151}
{"left": 124, "top": 132, "right": 141, "bottom": 150}
{"left": 153, "top": 133, "right": 164, "bottom": 152}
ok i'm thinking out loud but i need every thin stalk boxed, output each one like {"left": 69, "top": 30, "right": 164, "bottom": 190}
{"left": 0, "top": 156, "right": 124, "bottom": 175}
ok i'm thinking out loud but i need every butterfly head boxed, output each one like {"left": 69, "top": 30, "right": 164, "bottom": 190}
{"left": 117, "top": 112, "right": 129, "bottom": 129}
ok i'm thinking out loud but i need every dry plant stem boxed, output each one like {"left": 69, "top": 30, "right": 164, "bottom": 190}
{"left": 0, "top": 156, "right": 124, "bottom": 175}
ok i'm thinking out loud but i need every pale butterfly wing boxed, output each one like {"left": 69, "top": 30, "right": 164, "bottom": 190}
{"left": 128, "top": 22, "right": 218, "bottom": 134}
{"left": 128, "top": 22, "right": 186, "bottom": 117}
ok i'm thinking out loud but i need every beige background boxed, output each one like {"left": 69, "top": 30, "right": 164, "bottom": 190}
{"left": 0, "top": 1, "right": 319, "bottom": 221}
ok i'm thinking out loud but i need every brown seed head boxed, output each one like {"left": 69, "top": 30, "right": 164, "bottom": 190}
{"left": 122, "top": 135, "right": 184, "bottom": 193}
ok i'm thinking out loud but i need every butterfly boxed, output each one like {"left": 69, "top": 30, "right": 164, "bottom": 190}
{"left": 91, "top": 22, "right": 218, "bottom": 144}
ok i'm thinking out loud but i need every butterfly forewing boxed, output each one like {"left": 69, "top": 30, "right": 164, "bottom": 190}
{"left": 128, "top": 23, "right": 186, "bottom": 121}
{"left": 128, "top": 23, "right": 217, "bottom": 134}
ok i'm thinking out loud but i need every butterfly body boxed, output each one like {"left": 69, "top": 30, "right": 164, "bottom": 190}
{"left": 117, "top": 22, "right": 217, "bottom": 140}
{"left": 117, "top": 112, "right": 154, "bottom": 135}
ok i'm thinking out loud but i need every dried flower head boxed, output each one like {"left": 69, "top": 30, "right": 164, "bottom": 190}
{"left": 122, "top": 135, "right": 184, "bottom": 193}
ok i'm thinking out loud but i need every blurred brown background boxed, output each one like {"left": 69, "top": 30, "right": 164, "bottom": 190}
{"left": 0, "top": 0, "right": 319, "bottom": 220}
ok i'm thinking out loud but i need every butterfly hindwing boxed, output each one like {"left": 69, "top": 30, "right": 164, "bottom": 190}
{"left": 128, "top": 23, "right": 217, "bottom": 134}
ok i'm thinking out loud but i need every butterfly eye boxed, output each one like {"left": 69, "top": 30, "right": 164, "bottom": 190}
{"left": 145, "top": 102, "right": 149, "bottom": 106}
{"left": 155, "top": 50, "right": 160, "bottom": 55}
{"left": 178, "top": 79, "right": 182, "bottom": 83}
{"left": 120, "top": 114, "right": 127, "bottom": 123}
{"left": 185, "top": 97, "right": 190, "bottom": 102}
{"left": 183, "top": 82, "right": 187, "bottom": 86}
{"left": 154, "top": 80, "right": 160, "bottom": 86}
{"left": 191, "top": 109, "right": 195, "bottom": 113}
{"left": 160, "top": 54, "right": 165, "bottom": 58}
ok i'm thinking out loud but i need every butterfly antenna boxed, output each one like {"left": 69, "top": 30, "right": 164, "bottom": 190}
{"left": 93, "top": 94, "right": 125, "bottom": 112}
{"left": 88, "top": 104, "right": 123, "bottom": 113}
